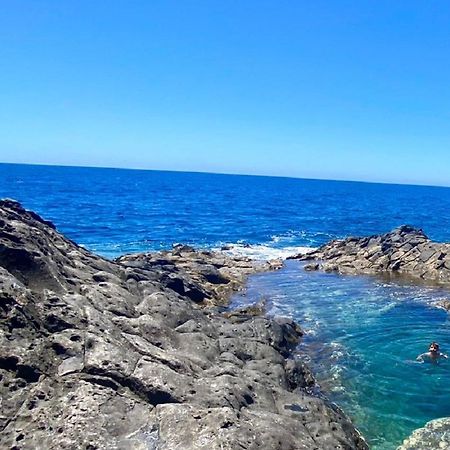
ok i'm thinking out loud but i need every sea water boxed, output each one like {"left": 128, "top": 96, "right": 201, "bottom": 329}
{"left": 2, "top": 163, "right": 450, "bottom": 448}
{"left": 3, "top": 163, "right": 450, "bottom": 258}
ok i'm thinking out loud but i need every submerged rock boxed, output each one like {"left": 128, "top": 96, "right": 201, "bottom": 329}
{"left": 293, "top": 225, "right": 450, "bottom": 285}
{"left": 0, "top": 200, "right": 367, "bottom": 449}
{"left": 435, "top": 299, "right": 450, "bottom": 311}
{"left": 397, "top": 417, "right": 450, "bottom": 450}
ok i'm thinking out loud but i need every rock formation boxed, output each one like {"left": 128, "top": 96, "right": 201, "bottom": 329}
{"left": 294, "top": 225, "right": 450, "bottom": 284}
{"left": 0, "top": 200, "right": 367, "bottom": 450}
{"left": 397, "top": 417, "right": 450, "bottom": 450}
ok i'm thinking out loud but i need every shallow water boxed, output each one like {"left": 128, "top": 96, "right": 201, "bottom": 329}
{"left": 232, "top": 261, "right": 450, "bottom": 449}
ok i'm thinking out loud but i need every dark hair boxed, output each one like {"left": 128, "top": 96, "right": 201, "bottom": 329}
{"left": 430, "top": 342, "right": 439, "bottom": 350}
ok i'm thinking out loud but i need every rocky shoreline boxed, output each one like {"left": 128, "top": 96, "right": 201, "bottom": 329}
{"left": 293, "top": 225, "right": 450, "bottom": 450}
{"left": 397, "top": 417, "right": 450, "bottom": 450}
{"left": 0, "top": 200, "right": 367, "bottom": 450}
{"left": 294, "top": 225, "right": 450, "bottom": 286}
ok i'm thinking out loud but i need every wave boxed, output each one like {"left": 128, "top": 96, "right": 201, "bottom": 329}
{"left": 82, "top": 231, "right": 318, "bottom": 261}
{"left": 269, "top": 229, "right": 335, "bottom": 247}
{"left": 216, "top": 242, "right": 315, "bottom": 261}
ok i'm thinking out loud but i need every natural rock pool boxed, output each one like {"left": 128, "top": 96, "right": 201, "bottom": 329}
{"left": 232, "top": 260, "right": 450, "bottom": 450}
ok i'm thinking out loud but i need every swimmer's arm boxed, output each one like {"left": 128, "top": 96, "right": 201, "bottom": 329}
{"left": 416, "top": 353, "right": 425, "bottom": 362}
{"left": 440, "top": 353, "right": 448, "bottom": 359}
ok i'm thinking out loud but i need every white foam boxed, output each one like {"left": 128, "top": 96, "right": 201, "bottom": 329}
{"left": 217, "top": 243, "right": 316, "bottom": 261}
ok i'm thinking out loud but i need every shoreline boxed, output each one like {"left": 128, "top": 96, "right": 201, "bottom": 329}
{"left": 0, "top": 199, "right": 367, "bottom": 449}
{"left": 3, "top": 199, "right": 450, "bottom": 449}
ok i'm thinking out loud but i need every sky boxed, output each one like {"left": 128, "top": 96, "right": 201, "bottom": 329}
{"left": 1, "top": 1, "right": 450, "bottom": 186}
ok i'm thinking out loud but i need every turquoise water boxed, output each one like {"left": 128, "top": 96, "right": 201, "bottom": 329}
{"left": 232, "top": 261, "right": 450, "bottom": 449}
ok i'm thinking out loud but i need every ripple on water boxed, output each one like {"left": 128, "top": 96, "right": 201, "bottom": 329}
{"left": 231, "top": 260, "right": 450, "bottom": 450}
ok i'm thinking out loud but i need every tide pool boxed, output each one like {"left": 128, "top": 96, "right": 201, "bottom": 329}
{"left": 232, "top": 261, "right": 450, "bottom": 449}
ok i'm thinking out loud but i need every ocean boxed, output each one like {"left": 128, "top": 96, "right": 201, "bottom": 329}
{"left": 2, "top": 162, "right": 450, "bottom": 449}
{"left": 3, "top": 163, "right": 450, "bottom": 259}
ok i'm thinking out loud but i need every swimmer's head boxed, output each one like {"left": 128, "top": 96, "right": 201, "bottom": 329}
{"left": 429, "top": 342, "right": 440, "bottom": 353}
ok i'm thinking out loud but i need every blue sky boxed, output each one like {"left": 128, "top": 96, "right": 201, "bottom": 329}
{"left": 1, "top": 1, "right": 450, "bottom": 186}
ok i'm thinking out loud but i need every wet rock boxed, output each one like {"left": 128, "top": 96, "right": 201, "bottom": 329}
{"left": 304, "top": 262, "right": 320, "bottom": 271}
{"left": 435, "top": 299, "right": 450, "bottom": 311}
{"left": 285, "top": 358, "right": 316, "bottom": 390}
{"left": 397, "top": 416, "right": 450, "bottom": 450}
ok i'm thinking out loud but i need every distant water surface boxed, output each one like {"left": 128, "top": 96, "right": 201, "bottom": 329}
{"left": 2, "top": 163, "right": 450, "bottom": 258}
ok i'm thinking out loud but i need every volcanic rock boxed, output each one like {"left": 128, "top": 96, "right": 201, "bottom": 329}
{"left": 0, "top": 200, "right": 367, "bottom": 450}
{"left": 293, "top": 225, "right": 450, "bottom": 285}
{"left": 397, "top": 417, "right": 450, "bottom": 450}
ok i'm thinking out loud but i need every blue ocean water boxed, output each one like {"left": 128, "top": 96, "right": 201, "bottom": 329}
{"left": 2, "top": 163, "right": 450, "bottom": 258}
{"left": 2, "top": 162, "right": 450, "bottom": 448}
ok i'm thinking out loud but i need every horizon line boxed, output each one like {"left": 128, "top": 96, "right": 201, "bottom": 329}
{"left": 1, "top": 160, "right": 449, "bottom": 190}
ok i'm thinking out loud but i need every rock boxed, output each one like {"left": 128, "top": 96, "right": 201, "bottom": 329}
{"left": 273, "top": 317, "right": 304, "bottom": 355}
{"left": 285, "top": 359, "right": 316, "bottom": 390}
{"left": 397, "top": 417, "right": 450, "bottom": 449}
{"left": 294, "top": 225, "right": 450, "bottom": 286}
{"left": 172, "top": 243, "right": 196, "bottom": 254}
{"left": 435, "top": 299, "right": 450, "bottom": 311}
{"left": 117, "top": 246, "right": 276, "bottom": 307}
{"left": 57, "top": 356, "right": 84, "bottom": 376}
{"left": 0, "top": 200, "right": 368, "bottom": 450}
{"left": 222, "top": 300, "right": 266, "bottom": 322}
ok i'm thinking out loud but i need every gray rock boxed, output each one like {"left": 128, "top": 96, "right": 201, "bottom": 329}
{"left": 294, "top": 225, "right": 450, "bottom": 286}
{"left": 0, "top": 200, "right": 368, "bottom": 449}
{"left": 435, "top": 299, "right": 450, "bottom": 311}
{"left": 397, "top": 416, "right": 450, "bottom": 449}
{"left": 304, "top": 262, "right": 320, "bottom": 271}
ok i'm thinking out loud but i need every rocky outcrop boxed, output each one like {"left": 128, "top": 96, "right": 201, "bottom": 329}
{"left": 117, "top": 245, "right": 282, "bottom": 307}
{"left": 397, "top": 417, "right": 450, "bottom": 449}
{"left": 435, "top": 299, "right": 450, "bottom": 311}
{"left": 294, "top": 225, "right": 450, "bottom": 284}
{"left": 0, "top": 200, "right": 367, "bottom": 450}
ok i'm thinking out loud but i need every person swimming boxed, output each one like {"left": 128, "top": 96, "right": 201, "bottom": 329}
{"left": 416, "top": 342, "right": 448, "bottom": 363}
